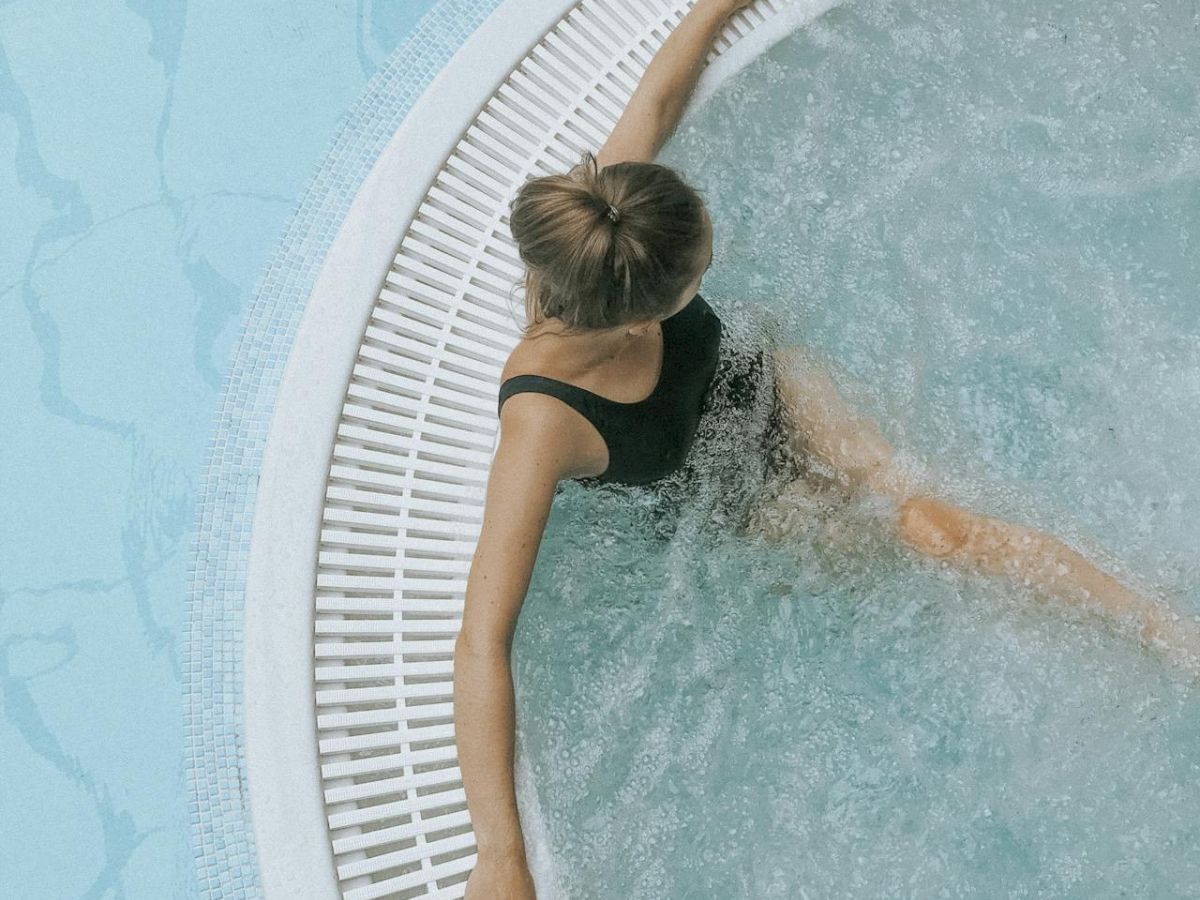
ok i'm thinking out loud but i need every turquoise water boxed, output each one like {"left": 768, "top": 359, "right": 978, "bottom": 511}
{"left": 6, "top": 0, "right": 1199, "bottom": 896}
{"left": 0, "top": 2, "right": 438, "bottom": 896}
{"left": 514, "top": 0, "right": 1200, "bottom": 896}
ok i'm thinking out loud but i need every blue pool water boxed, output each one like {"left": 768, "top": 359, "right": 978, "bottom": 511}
{"left": 6, "top": 0, "right": 1199, "bottom": 896}
{"left": 0, "top": 2, "right": 443, "bottom": 896}
{"left": 514, "top": 0, "right": 1200, "bottom": 896}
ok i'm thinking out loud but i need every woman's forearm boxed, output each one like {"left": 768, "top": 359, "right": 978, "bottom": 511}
{"left": 453, "top": 632, "right": 527, "bottom": 859}
{"left": 636, "top": 0, "right": 739, "bottom": 135}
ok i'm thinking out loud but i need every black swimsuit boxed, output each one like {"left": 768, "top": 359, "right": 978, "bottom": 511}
{"left": 497, "top": 293, "right": 724, "bottom": 486}
{"left": 495, "top": 291, "right": 804, "bottom": 521}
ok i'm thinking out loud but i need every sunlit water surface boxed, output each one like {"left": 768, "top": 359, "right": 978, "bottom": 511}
{"left": 512, "top": 0, "right": 1200, "bottom": 896}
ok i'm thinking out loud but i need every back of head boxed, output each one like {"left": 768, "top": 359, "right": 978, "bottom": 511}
{"left": 508, "top": 149, "right": 708, "bottom": 334}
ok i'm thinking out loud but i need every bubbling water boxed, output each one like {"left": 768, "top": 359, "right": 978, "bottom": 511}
{"left": 513, "top": 0, "right": 1200, "bottom": 895}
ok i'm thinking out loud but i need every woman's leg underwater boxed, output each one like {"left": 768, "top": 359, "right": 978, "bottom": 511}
{"left": 756, "top": 344, "right": 1200, "bottom": 675}
{"left": 895, "top": 496, "right": 1200, "bottom": 673}
{"left": 766, "top": 344, "right": 921, "bottom": 504}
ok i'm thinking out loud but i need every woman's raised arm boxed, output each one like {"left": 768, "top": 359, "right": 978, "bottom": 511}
{"left": 597, "top": 0, "right": 751, "bottom": 168}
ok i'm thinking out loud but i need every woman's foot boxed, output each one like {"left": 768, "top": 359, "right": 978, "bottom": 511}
{"left": 1138, "top": 602, "right": 1200, "bottom": 678}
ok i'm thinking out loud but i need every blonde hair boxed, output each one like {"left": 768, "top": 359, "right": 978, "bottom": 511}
{"left": 507, "top": 149, "right": 708, "bottom": 335}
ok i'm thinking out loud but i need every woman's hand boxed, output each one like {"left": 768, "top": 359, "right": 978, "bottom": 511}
{"left": 716, "top": 0, "right": 756, "bottom": 14}
{"left": 465, "top": 849, "right": 537, "bottom": 900}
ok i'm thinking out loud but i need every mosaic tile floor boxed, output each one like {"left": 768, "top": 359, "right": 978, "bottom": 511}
{"left": 183, "top": 2, "right": 504, "bottom": 896}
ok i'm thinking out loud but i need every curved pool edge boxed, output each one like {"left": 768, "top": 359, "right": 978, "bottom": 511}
{"left": 189, "top": 0, "right": 841, "bottom": 895}
{"left": 182, "top": 2, "right": 504, "bottom": 898}
{"left": 242, "top": 0, "right": 587, "bottom": 895}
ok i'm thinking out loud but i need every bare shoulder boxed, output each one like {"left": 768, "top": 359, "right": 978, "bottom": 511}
{"left": 496, "top": 388, "right": 592, "bottom": 482}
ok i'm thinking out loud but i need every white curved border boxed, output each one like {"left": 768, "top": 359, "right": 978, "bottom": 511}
{"left": 243, "top": 1, "right": 839, "bottom": 897}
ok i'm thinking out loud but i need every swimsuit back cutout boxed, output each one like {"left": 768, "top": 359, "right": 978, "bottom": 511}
{"left": 497, "top": 292, "right": 723, "bottom": 486}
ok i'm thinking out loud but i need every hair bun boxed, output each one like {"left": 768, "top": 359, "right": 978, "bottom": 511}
{"left": 509, "top": 147, "right": 707, "bottom": 332}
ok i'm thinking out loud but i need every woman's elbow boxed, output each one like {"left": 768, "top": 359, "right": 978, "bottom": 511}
{"left": 454, "top": 625, "right": 512, "bottom": 662}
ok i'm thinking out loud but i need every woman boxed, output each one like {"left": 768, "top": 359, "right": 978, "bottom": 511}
{"left": 454, "top": 1, "right": 1200, "bottom": 895}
